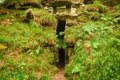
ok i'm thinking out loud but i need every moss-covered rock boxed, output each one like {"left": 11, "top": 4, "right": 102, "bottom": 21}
{"left": 85, "top": 1, "right": 108, "bottom": 13}
{"left": 0, "top": 18, "right": 12, "bottom": 27}
{"left": 0, "top": 7, "right": 9, "bottom": 15}
{"left": 23, "top": 8, "right": 35, "bottom": 22}
{"left": 2, "top": 0, "right": 41, "bottom": 9}
{"left": 84, "top": 0, "right": 94, "bottom": 4}
{"left": 101, "top": 0, "right": 120, "bottom": 6}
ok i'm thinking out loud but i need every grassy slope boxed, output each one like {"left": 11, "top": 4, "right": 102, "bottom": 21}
{"left": 0, "top": 8, "right": 58, "bottom": 80}
{"left": 0, "top": 1, "right": 120, "bottom": 80}
{"left": 64, "top": 2, "right": 120, "bottom": 80}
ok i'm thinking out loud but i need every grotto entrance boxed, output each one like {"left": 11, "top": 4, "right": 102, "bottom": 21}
{"left": 56, "top": 20, "right": 66, "bottom": 67}
{"left": 56, "top": 20, "right": 66, "bottom": 39}
{"left": 58, "top": 48, "right": 65, "bottom": 66}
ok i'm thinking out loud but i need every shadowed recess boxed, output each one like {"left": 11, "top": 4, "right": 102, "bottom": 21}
{"left": 56, "top": 20, "right": 66, "bottom": 67}
{"left": 58, "top": 48, "right": 65, "bottom": 66}
{"left": 56, "top": 20, "right": 66, "bottom": 39}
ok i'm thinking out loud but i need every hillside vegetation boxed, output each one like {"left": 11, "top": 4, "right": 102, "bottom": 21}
{"left": 0, "top": 0, "right": 120, "bottom": 80}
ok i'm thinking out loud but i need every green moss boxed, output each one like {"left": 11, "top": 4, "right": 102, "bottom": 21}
{"left": 0, "top": 47, "right": 57, "bottom": 79}
{"left": 0, "top": 1, "right": 120, "bottom": 80}
{"left": 0, "top": 14, "right": 58, "bottom": 79}
{"left": 1, "top": 0, "right": 40, "bottom": 9}
{"left": 85, "top": 1, "right": 108, "bottom": 13}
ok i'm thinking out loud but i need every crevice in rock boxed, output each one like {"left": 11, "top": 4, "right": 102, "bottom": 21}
{"left": 56, "top": 20, "right": 66, "bottom": 67}
{"left": 56, "top": 20, "right": 66, "bottom": 39}
{"left": 58, "top": 48, "right": 65, "bottom": 67}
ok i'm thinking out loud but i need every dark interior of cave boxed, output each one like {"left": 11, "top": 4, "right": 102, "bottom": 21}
{"left": 56, "top": 20, "right": 66, "bottom": 39}
{"left": 58, "top": 48, "right": 65, "bottom": 66}
{"left": 56, "top": 20, "right": 66, "bottom": 67}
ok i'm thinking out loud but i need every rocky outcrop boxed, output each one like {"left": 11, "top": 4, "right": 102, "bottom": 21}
{"left": 23, "top": 9, "right": 35, "bottom": 22}
{"left": 41, "top": 0, "right": 82, "bottom": 18}
{"left": 0, "top": 7, "right": 9, "bottom": 15}
{"left": 101, "top": 0, "right": 120, "bottom": 6}
{"left": 41, "top": 0, "right": 72, "bottom": 7}
{"left": 41, "top": 0, "right": 84, "bottom": 26}
{"left": 0, "top": 19, "right": 12, "bottom": 27}
{"left": 84, "top": 0, "right": 94, "bottom": 4}
{"left": 4, "top": 0, "right": 41, "bottom": 9}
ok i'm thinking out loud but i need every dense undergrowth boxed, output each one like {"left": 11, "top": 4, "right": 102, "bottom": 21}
{"left": 65, "top": 21, "right": 120, "bottom": 80}
{"left": 64, "top": 3, "right": 120, "bottom": 80}
{"left": 0, "top": 0, "right": 120, "bottom": 80}
{"left": 0, "top": 7, "right": 58, "bottom": 80}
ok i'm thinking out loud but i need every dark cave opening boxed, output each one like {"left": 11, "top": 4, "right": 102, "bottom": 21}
{"left": 56, "top": 20, "right": 66, "bottom": 67}
{"left": 56, "top": 20, "right": 66, "bottom": 39}
{"left": 58, "top": 48, "right": 65, "bottom": 66}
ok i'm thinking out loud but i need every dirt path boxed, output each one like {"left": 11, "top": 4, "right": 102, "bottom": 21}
{"left": 52, "top": 64, "right": 66, "bottom": 80}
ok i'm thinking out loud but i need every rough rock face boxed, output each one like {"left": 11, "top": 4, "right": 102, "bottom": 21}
{"left": 0, "top": 19, "right": 11, "bottom": 27}
{"left": 41, "top": 0, "right": 72, "bottom": 7}
{"left": 41, "top": 0, "right": 84, "bottom": 26}
{"left": 23, "top": 9, "right": 35, "bottom": 22}
{"left": 101, "top": 0, "right": 120, "bottom": 6}
{"left": 84, "top": 0, "right": 94, "bottom": 4}
{"left": 41, "top": 0, "right": 83, "bottom": 17}
{"left": 5, "top": 0, "right": 41, "bottom": 9}
{"left": 0, "top": 7, "right": 9, "bottom": 15}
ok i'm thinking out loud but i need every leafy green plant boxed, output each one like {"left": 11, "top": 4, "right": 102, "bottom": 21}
{"left": 27, "top": 47, "right": 43, "bottom": 56}
{"left": 40, "top": 74, "right": 51, "bottom": 80}
{"left": 114, "top": 4, "right": 120, "bottom": 12}
{"left": 85, "top": 0, "right": 108, "bottom": 13}
{"left": 65, "top": 21, "right": 120, "bottom": 80}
